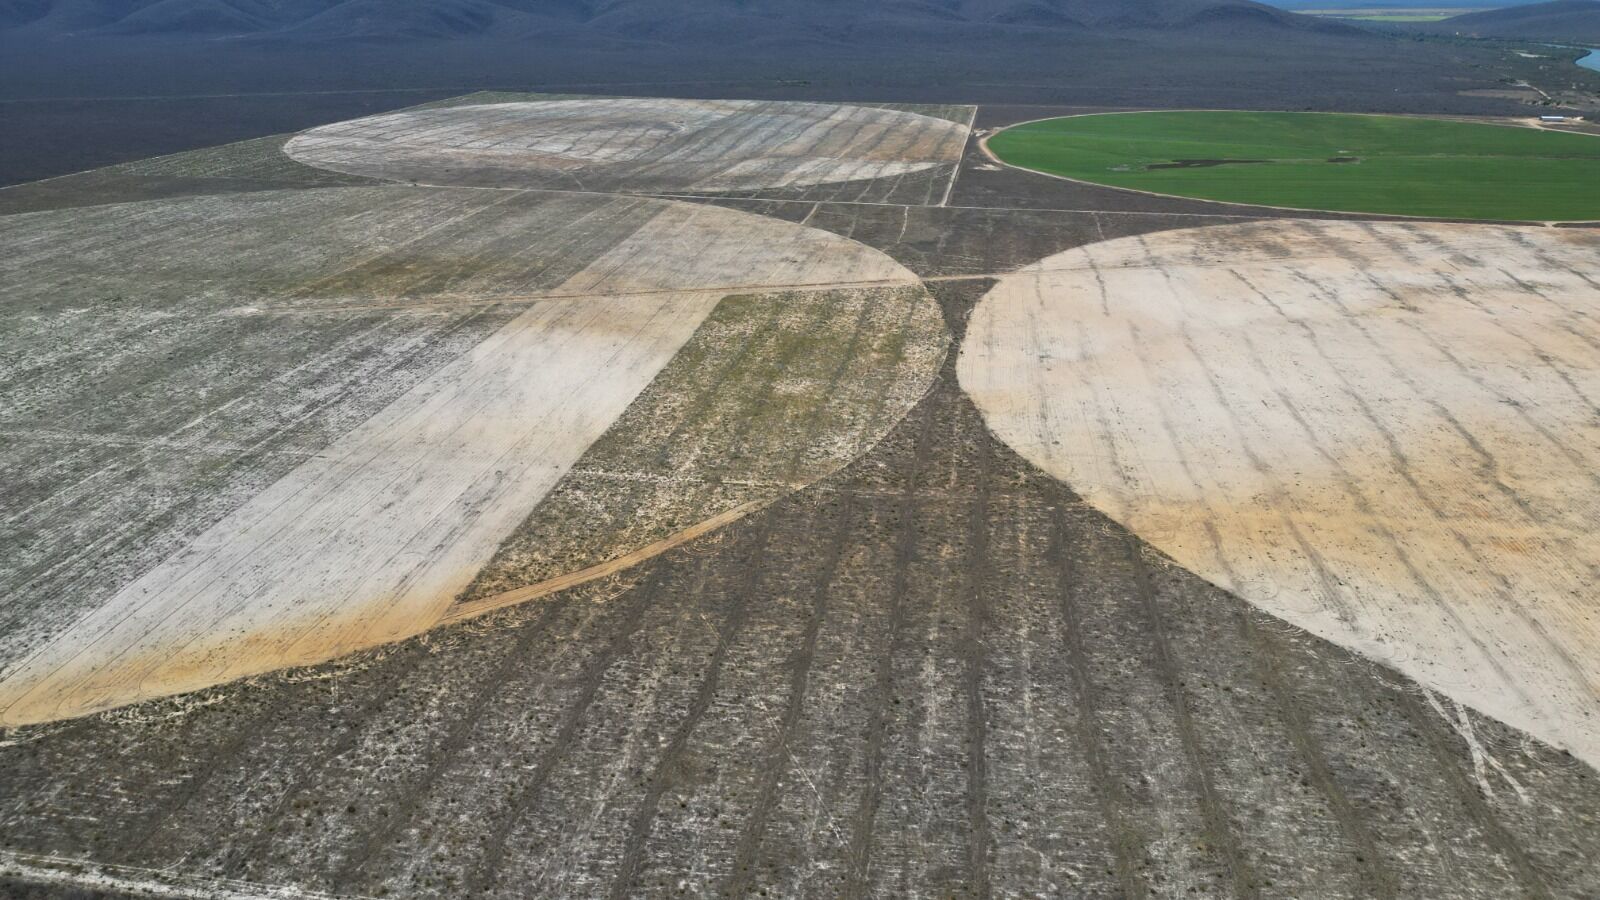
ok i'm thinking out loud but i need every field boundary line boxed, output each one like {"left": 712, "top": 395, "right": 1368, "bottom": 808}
{"left": 21, "top": 157, "right": 1529, "bottom": 225}
{"left": 939, "top": 104, "right": 981, "bottom": 207}
{"left": 439, "top": 499, "right": 769, "bottom": 626}
{"left": 266, "top": 277, "right": 923, "bottom": 315}
{"left": 399, "top": 180, "right": 1558, "bottom": 225}
{"left": 0, "top": 850, "right": 373, "bottom": 900}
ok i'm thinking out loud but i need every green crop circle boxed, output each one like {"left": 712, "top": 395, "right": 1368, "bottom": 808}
{"left": 986, "top": 111, "right": 1600, "bottom": 222}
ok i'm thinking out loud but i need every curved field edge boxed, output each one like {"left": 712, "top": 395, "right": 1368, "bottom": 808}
{"left": 0, "top": 280, "right": 948, "bottom": 728}
{"left": 4, "top": 279, "right": 1599, "bottom": 900}
{"left": 985, "top": 110, "right": 1600, "bottom": 222}
{"left": 0, "top": 94, "right": 976, "bottom": 217}
{"left": 956, "top": 218, "right": 1600, "bottom": 769}
{"left": 283, "top": 98, "right": 972, "bottom": 201}
{"left": 451, "top": 282, "right": 950, "bottom": 615}
{"left": 0, "top": 187, "right": 941, "bottom": 726}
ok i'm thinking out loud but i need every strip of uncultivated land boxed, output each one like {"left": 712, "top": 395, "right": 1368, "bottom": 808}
{"left": 959, "top": 219, "right": 1600, "bottom": 767}
{"left": 0, "top": 187, "right": 934, "bottom": 725}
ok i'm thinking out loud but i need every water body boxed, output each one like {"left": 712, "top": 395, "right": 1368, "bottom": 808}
{"left": 1547, "top": 43, "right": 1600, "bottom": 72}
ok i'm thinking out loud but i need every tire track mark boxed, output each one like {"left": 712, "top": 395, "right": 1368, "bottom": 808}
{"left": 602, "top": 519, "right": 773, "bottom": 900}
{"left": 1238, "top": 610, "right": 1399, "bottom": 898}
{"left": 459, "top": 562, "right": 665, "bottom": 897}
{"left": 962, "top": 421, "right": 993, "bottom": 899}
{"left": 1121, "top": 533, "right": 1260, "bottom": 899}
{"left": 602, "top": 273, "right": 916, "bottom": 894}
{"left": 1048, "top": 504, "right": 1149, "bottom": 900}
{"left": 210, "top": 640, "right": 448, "bottom": 875}
{"left": 327, "top": 597, "right": 567, "bottom": 889}
{"left": 1393, "top": 684, "right": 1554, "bottom": 899}
{"left": 718, "top": 493, "right": 858, "bottom": 899}
{"left": 839, "top": 390, "right": 940, "bottom": 900}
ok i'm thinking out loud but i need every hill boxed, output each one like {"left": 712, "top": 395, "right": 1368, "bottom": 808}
{"left": 0, "top": 0, "right": 1363, "bottom": 41}
{"left": 1438, "top": 0, "right": 1600, "bottom": 43}
{"left": 271, "top": 0, "right": 556, "bottom": 41}
{"left": 1272, "top": 0, "right": 1519, "bottom": 8}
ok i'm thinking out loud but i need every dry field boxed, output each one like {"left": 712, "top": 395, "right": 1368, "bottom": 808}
{"left": 285, "top": 98, "right": 973, "bottom": 200}
{"left": 2, "top": 97, "right": 1599, "bottom": 899}
{"left": 959, "top": 220, "right": 1600, "bottom": 768}
{"left": 0, "top": 99, "right": 958, "bottom": 725}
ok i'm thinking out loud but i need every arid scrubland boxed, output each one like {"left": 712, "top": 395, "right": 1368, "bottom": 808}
{"left": 2, "top": 96, "right": 1598, "bottom": 899}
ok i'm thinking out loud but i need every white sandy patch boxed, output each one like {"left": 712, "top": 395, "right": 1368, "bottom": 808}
{"left": 0, "top": 199, "right": 919, "bottom": 726}
{"left": 958, "top": 220, "right": 1600, "bottom": 768}
{"left": 284, "top": 98, "right": 970, "bottom": 194}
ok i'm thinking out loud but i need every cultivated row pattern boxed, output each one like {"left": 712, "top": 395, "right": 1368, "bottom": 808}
{"left": 0, "top": 185, "right": 935, "bottom": 725}
{"left": 285, "top": 99, "right": 972, "bottom": 200}
{"left": 0, "top": 283, "right": 1595, "bottom": 899}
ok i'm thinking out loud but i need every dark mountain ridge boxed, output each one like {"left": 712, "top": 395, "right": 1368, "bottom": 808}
{"left": 1436, "top": 0, "right": 1600, "bottom": 44}
{"left": 0, "top": 0, "right": 1362, "bottom": 41}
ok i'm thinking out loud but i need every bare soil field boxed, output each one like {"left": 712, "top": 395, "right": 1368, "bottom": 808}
{"left": 1, "top": 93, "right": 1598, "bottom": 899}
{"left": 0, "top": 123, "right": 947, "bottom": 724}
{"left": 959, "top": 220, "right": 1600, "bottom": 768}
{"left": 2, "top": 272, "right": 1598, "bottom": 899}
{"left": 284, "top": 98, "right": 972, "bottom": 202}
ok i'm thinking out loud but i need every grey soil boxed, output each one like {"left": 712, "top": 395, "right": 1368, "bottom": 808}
{"left": 2, "top": 96, "right": 1598, "bottom": 899}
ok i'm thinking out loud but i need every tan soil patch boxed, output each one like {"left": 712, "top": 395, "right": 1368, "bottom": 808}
{"left": 958, "top": 220, "right": 1600, "bottom": 767}
{"left": 283, "top": 98, "right": 971, "bottom": 195}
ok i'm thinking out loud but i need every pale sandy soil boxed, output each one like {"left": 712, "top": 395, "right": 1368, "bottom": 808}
{"left": 959, "top": 220, "right": 1600, "bottom": 768}
{"left": 0, "top": 189, "right": 925, "bottom": 726}
{"left": 283, "top": 98, "right": 971, "bottom": 195}
{"left": 454, "top": 281, "right": 947, "bottom": 609}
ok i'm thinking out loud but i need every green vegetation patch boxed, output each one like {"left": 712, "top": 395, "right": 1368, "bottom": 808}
{"left": 1299, "top": 7, "right": 1468, "bottom": 21}
{"left": 1342, "top": 14, "right": 1452, "bottom": 21}
{"left": 987, "top": 111, "right": 1600, "bottom": 221}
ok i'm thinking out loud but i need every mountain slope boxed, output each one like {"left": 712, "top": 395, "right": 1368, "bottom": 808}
{"left": 98, "top": 0, "right": 272, "bottom": 34}
{"left": 0, "top": 0, "right": 1366, "bottom": 41}
{"left": 1439, "top": 0, "right": 1600, "bottom": 43}
{"left": 271, "top": 0, "right": 557, "bottom": 41}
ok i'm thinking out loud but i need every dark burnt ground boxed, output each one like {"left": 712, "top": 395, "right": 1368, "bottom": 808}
{"left": 9, "top": 13, "right": 1590, "bottom": 189}
{"left": 1143, "top": 159, "right": 1268, "bottom": 170}
{"left": 2, "top": 206, "right": 1598, "bottom": 898}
